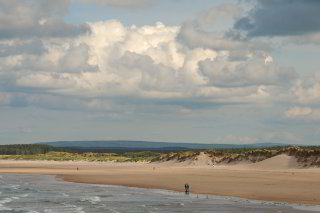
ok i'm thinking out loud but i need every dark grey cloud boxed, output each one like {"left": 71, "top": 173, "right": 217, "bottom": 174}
{"left": 198, "top": 58, "right": 297, "bottom": 88}
{"left": 0, "top": 0, "right": 89, "bottom": 39}
{"left": 177, "top": 21, "right": 270, "bottom": 51}
{"left": 234, "top": 0, "right": 320, "bottom": 37}
{"left": 112, "top": 51, "right": 181, "bottom": 92}
{"left": 0, "top": 40, "right": 46, "bottom": 57}
{"left": 177, "top": 21, "right": 243, "bottom": 50}
{"left": 0, "top": 20, "right": 89, "bottom": 39}
{"left": 59, "top": 43, "right": 98, "bottom": 73}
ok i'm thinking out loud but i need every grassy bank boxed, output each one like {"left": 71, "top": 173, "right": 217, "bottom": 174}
{"left": 0, "top": 144, "right": 319, "bottom": 166}
{"left": 0, "top": 151, "right": 160, "bottom": 162}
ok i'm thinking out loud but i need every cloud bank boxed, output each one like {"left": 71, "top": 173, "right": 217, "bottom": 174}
{"left": 0, "top": 18, "right": 299, "bottom": 114}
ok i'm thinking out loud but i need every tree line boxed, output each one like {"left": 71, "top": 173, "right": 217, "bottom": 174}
{"left": 0, "top": 144, "right": 53, "bottom": 155}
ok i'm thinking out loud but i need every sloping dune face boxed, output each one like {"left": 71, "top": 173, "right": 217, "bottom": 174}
{"left": 247, "top": 154, "right": 300, "bottom": 170}
{"left": 191, "top": 152, "right": 213, "bottom": 166}
{"left": 153, "top": 152, "right": 214, "bottom": 167}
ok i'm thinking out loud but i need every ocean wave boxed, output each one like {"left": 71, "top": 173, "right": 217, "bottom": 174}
{"left": 0, "top": 197, "right": 13, "bottom": 204}
{"left": 292, "top": 204, "right": 320, "bottom": 212}
{"left": 0, "top": 206, "right": 12, "bottom": 211}
{"left": 62, "top": 203, "right": 86, "bottom": 213}
{"left": 60, "top": 192, "right": 70, "bottom": 197}
{"left": 0, "top": 197, "right": 13, "bottom": 211}
{"left": 80, "top": 196, "right": 101, "bottom": 204}
{"left": 20, "top": 193, "right": 29, "bottom": 197}
{"left": 109, "top": 208, "right": 121, "bottom": 213}
{"left": 76, "top": 207, "right": 86, "bottom": 213}
{"left": 9, "top": 184, "right": 20, "bottom": 190}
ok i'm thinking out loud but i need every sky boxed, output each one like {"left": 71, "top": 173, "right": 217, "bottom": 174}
{"left": 1, "top": 0, "right": 320, "bottom": 145}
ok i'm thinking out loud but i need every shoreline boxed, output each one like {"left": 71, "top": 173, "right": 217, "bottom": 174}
{"left": 56, "top": 175, "right": 320, "bottom": 213}
{"left": 1, "top": 160, "right": 320, "bottom": 205}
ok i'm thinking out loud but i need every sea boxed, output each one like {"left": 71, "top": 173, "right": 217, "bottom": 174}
{"left": 0, "top": 174, "right": 319, "bottom": 213}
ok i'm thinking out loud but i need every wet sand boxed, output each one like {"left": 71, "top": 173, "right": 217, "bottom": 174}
{"left": 0, "top": 160, "right": 320, "bottom": 205}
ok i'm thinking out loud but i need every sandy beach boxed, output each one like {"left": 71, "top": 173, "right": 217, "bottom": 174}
{"left": 0, "top": 156, "right": 320, "bottom": 205}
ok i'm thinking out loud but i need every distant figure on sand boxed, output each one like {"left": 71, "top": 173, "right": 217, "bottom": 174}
{"left": 184, "top": 183, "right": 190, "bottom": 194}
{"left": 77, "top": 167, "right": 79, "bottom": 171}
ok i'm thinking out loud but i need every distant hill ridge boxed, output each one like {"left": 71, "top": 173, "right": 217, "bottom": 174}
{"left": 37, "top": 140, "right": 287, "bottom": 151}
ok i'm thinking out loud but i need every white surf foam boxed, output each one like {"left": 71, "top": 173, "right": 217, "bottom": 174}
{"left": 0, "top": 206, "right": 12, "bottom": 211}
{"left": 80, "top": 196, "right": 101, "bottom": 204}
{"left": 9, "top": 184, "right": 20, "bottom": 190}
{"left": 0, "top": 198, "right": 13, "bottom": 211}
{"left": 62, "top": 204, "right": 86, "bottom": 213}
{"left": 61, "top": 192, "right": 70, "bottom": 197}
{"left": 110, "top": 209, "right": 121, "bottom": 213}
{"left": 20, "top": 193, "right": 29, "bottom": 197}
{"left": 0, "top": 197, "right": 13, "bottom": 204}
{"left": 76, "top": 207, "right": 86, "bottom": 213}
{"left": 292, "top": 204, "right": 320, "bottom": 212}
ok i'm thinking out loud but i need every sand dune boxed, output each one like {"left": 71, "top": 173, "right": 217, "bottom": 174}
{"left": 190, "top": 152, "right": 214, "bottom": 166}
{"left": 152, "top": 152, "right": 214, "bottom": 167}
{"left": 216, "top": 154, "right": 301, "bottom": 170}
{"left": 246, "top": 154, "right": 300, "bottom": 170}
{"left": 153, "top": 153, "right": 303, "bottom": 170}
{"left": 156, "top": 153, "right": 301, "bottom": 170}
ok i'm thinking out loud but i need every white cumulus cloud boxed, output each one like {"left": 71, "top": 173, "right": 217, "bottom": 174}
{"left": 0, "top": 19, "right": 298, "bottom": 112}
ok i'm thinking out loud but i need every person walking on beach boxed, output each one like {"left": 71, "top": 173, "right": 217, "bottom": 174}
{"left": 184, "top": 183, "right": 190, "bottom": 194}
